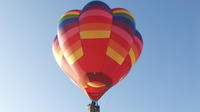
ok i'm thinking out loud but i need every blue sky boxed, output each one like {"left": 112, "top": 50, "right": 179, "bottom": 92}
{"left": 0, "top": 0, "right": 199, "bottom": 112}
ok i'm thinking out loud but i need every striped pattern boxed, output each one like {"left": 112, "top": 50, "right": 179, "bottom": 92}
{"left": 64, "top": 47, "right": 83, "bottom": 65}
{"left": 131, "top": 30, "right": 143, "bottom": 61}
{"left": 53, "top": 36, "right": 86, "bottom": 89}
{"left": 62, "top": 40, "right": 84, "bottom": 65}
{"left": 52, "top": 0, "right": 143, "bottom": 101}
{"left": 52, "top": 36, "right": 63, "bottom": 66}
{"left": 112, "top": 8, "right": 135, "bottom": 30}
{"left": 58, "top": 10, "right": 80, "bottom": 39}
{"left": 63, "top": 40, "right": 82, "bottom": 55}
{"left": 105, "top": 8, "right": 137, "bottom": 66}
{"left": 106, "top": 47, "right": 125, "bottom": 65}
{"left": 58, "top": 10, "right": 80, "bottom": 29}
{"left": 79, "top": 1, "right": 112, "bottom": 39}
{"left": 106, "top": 39, "right": 128, "bottom": 64}
{"left": 57, "top": 10, "right": 84, "bottom": 65}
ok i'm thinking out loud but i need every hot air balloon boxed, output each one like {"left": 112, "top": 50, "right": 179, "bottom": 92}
{"left": 52, "top": 1, "right": 143, "bottom": 112}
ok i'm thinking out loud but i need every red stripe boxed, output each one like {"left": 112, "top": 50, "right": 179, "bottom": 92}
{"left": 80, "top": 9, "right": 112, "bottom": 20}
{"left": 58, "top": 26, "right": 79, "bottom": 46}
{"left": 62, "top": 40, "right": 82, "bottom": 56}
{"left": 67, "top": 10, "right": 81, "bottom": 13}
{"left": 59, "top": 33, "right": 80, "bottom": 50}
{"left": 135, "top": 36, "right": 143, "bottom": 52}
{"left": 108, "top": 39, "right": 128, "bottom": 57}
{"left": 133, "top": 40, "right": 142, "bottom": 57}
{"left": 110, "top": 32, "right": 131, "bottom": 51}
{"left": 112, "top": 20, "right": 134, "bottom": 37}
{"left": 112, "top": 8, "right": 127, "bottom": 11}
{"left": 111, "top": 25, "right": 133, "bottom": 47}
{"left": 80, "top": 23, "right": 111, "bottom": 31}
{"left": 59, "top": 21, "right": 79, "bottom": 36}
{"left": 79, "top": 16, "right": 112, "bottom": 24}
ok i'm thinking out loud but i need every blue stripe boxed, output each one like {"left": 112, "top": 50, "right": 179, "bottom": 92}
{"left": 135, "top": 30, "right": 143, "bottom": 43}
{"left": 83, "top": 1, "right": 111, "bottom": 11}
{"left": 113, "top": 16, "right": 136, "bottom": 29}
{"left": 58, "top": 18, "right": 78, "bottom": 29}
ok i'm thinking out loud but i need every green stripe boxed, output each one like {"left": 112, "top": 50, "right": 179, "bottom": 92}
{"left": 59, "top": 15, "right": 79, "bottom": 23}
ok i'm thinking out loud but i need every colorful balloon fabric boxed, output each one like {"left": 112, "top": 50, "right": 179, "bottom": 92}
{"left": 52, "top": 1, "right": 143, "bottom": 101}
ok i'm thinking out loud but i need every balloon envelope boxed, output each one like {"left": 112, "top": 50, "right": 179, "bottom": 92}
{"left": 52, "top": 1, "right": 143, "bottom": 101}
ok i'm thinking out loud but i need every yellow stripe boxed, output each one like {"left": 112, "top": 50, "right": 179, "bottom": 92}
{"left": 87, "top": 82, "right": 106, "bottom": 88}
{"left": 109, "top": 39, "right": 128, "bottom": 57}
{"left": 63, "top": 11, "right": 80, "bottom": 16}
{"left": 84, "top": 85, "right": 88, "bottom": 88}
{"left": 112, "top": 10, "right": 133, "bottom": 18}
{"left": 64, "top": 47, "right": 83, "bottom": 65}
{"left": 80, "top": 30, "right": 111, "bottom": 39}
{"left": 129, "top": 48, "right": 136, "bottom": 66}
{"left": 106, "top": 47, "right": 125, "bottom": 65}
{"left": 52, "top": 46, "right": 63, "bottom": 66}
{"left": 55, "top": 51, "right": 63, "bottom": 66}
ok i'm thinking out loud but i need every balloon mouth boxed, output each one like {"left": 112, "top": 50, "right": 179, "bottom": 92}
{"left": 84, "top": 81, "right": 107, "bottom": 101}
{"left": 86, "top": 81, "right": 106, "bottom": 88}
{"left": 86, "top": 72, "right": 112, "bottom": 86}
{"left": 83, "top": 72, "right": 113, "bottom": 100}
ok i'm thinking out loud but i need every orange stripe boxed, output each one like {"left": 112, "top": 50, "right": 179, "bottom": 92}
{"left": 60, "top": 33, "right": 80, "bottom": 51}
{"left": 80, "top": 23, "right": 111, "bottom": 30}
{"left": 132, "top": 45, "right": 139, "bottom": 60}
{"left": 112, "top": 25, "right": 133, "bottom": 46}
{"left": 135, "top": 37, "right": 143, "bottom": 52}
{"left": 108, "top": 39, "right": 128, "bottom": 57}
{"left": 80, "top": 9, "right": 112, "bottom": 20}
{"left": 64, "top": 47, "right": 83, "bottom": 65}
{"left": 58, "top": 26, "right": 79, "bottom": 46}
{"left": 63, "top": 40, "right": 82, "bottom": 56}
{"left": 106, "top": 47, "right": 125, "bottom": 65}
{"left": 110, "top": 33, "right": 130, "bottom": 51}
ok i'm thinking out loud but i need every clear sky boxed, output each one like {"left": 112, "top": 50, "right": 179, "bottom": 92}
{"left": 0, "top": 0, "right": 199, "bottom": 112}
